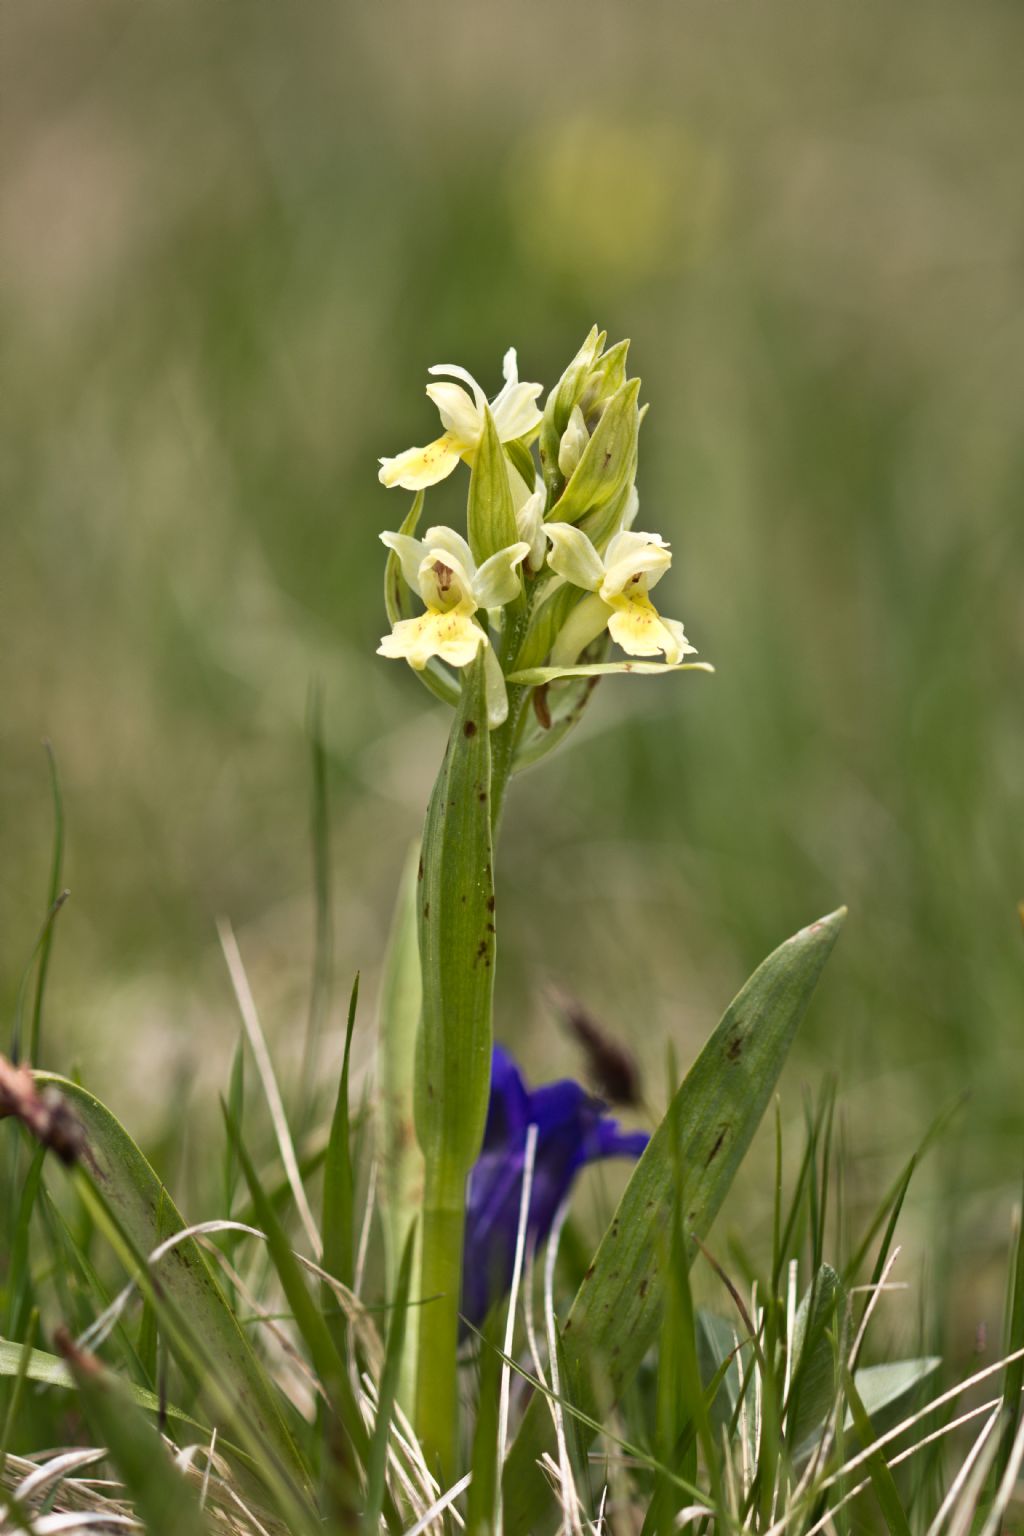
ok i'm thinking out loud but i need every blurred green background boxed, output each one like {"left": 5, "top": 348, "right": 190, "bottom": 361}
{"left": 2, "top": 0, "right": 1021, "bottom": 1360}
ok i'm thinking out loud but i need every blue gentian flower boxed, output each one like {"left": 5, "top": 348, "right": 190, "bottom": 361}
{"left": 461, "top": 1045, "right": 649, "bottom": 1327}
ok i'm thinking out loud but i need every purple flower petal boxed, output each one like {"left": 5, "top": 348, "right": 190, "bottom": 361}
{"left": 461, "top": 1046, "right": 649, "bottom": 1327}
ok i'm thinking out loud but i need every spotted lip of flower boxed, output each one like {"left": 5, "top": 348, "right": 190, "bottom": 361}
{"left": 545, "top": 522, "right": 697, "bottom": 668}
{"left": 378, "top": 524, "right": 530, "bottom": 675}
{"left": 461, "top": 1045, "right": 649, "bottom": 1329}
{"left": 378, "top": 349, "right": 544, "bottom": 491}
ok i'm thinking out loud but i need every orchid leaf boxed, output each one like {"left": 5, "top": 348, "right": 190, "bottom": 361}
{"left": 502, "top": 908, "right": 846, "bottom": 1535}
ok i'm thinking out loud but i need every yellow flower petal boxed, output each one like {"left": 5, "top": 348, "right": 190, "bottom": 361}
{"left": 606, "top": 592, "right": 692, "bottom": 663}
{"left": 378, "top": 433, "right": 463, "bottom": 491}
{"left": 378, "top": 608, "right": 487, "bottom": 671}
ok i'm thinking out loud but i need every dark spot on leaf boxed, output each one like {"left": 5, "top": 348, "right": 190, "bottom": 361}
{"left": 704, "top": 1125, "right": 729, "bottom": 1167}
{"left": 726, "top": 1032, "right": 744, "bottom": 1062}
{"left": 487, "top": 895, "right": 496, "bottom": 913}
{"left": 639, "top": 1278, "right": 649, "bottom": 1298}
{"left": 464, "top": 720, "right": 477, "bottom": 737}
{"left": 417, "top": 857, "right": 424, "bottom": 882}
{"left": 584, "top": 1263, "right": 596, "bottom": 1282}
{"left": 478, "top": 790, "right": 487, "bottom": 803}
{"left": 423, "top": 903, "right": 430, "bottom": 920}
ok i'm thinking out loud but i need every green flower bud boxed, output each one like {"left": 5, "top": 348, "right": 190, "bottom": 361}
{"left": 557, "top": 406, "right": 590, "bottom": 479}
{"left": 546, "top": 377, "right": 641, "bottom": 534}
{"left": 539, "top": 328, "right": 638, "bottom": 509}
{"left": 537, "top": 327, "right": 604, "bottom": 490}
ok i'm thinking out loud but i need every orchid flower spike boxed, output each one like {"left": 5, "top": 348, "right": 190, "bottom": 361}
{"left": 378, "top": 524, "right": 530, "bottom": 724}
{"left": 545, "top": 522, "right": 697, "bottom": 668}
{"left": 378, "top": 349, "right": 544, "bottom": 491}
{"left": 462, "top": 1045, "right": 648, "bottom": 1328}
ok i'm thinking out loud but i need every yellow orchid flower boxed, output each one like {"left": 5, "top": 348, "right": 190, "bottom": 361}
{"left": 378, "top": 350, "right": 544, "bottom": 492}
{"left": 545, "top": 522, "right": 696, "bottom": 667}
{"left": 378, "top": 524, "right": 530, "bottom": 724}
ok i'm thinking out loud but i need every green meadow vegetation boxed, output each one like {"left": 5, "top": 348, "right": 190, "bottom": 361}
{"left": 1, "top": 1, "right": 1023, "bottom": 1530}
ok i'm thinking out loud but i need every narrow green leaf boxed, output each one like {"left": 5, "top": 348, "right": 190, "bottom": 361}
{"left": 30, "top": 740, "right": 64, "bottom": 1067}
{"left": 465, "top": 1310, "right": 504, "bottom": 1536}
{"left": 842, "top": 1363, "right": 913, "bottom": 1536}
{"left": 468, "top": 407, "right": 520, "bottom": 568}
{"left": 508, "top": 661, "right": 714, "bottom": 686}
{"left": 301, "top": 681, "right": 334, "bottom": 1102}
{"left": 376, "top": 843, "right": 424, "bottom": 1414}
{"left": 363, "top": 1225, "right": 416, "bottom": 1535}
{"left": 504, "top": 437, "right": 537, "bottom": 496}
{"left": 60, "top": 1335, "right": 213, "bottom": 1536}
{"left": 994, "top": 1170, "right": 1024, "bottom": 1492}
{"left": 0, "top": 1336, "right": 210, "bottom": 1432}
{"left": 503, "top": 908, "right": 846, "bottom": 1536}
{"left": 322, "top": 974, "right": 359, "bottom": 1357}
{"left": 0, "top": 1312, "right": 38, "bottom": 1483}
{"left": 35, "top": 1072, "right": 308, "bottom": 1490}
{"left": 5, "top": 1144, "right": 44, "bottom": 1339}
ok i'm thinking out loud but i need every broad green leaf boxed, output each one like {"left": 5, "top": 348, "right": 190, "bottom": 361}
{"left": 414, "top": 653, "right": 495, "bottom": 1192}
{"left": 0, "top": 1337, "right": 208, "bottom": 1431}
{"left": 851, "top": 1358, "right": 941, "bottom": 1423}
{"left": 468, "top": 407, "right": 520, "bottom": 569}
{"left": 35, "top": 1073, "right": 307, "bottom": 1489}
{"left": 503, "top": 908, "right": 846, "bottom": 1536}
{"left": 695, "top": 1309, "right": 753, "bottom": 1441}
{"left": 508, "top": 661, "right": 714, "bottom": 686}
{"left": 62, "top": 1337, "right": 212, "bottom": 1536}
{"left": 787, "top": 1264, "right": 846, "bottom": 1453}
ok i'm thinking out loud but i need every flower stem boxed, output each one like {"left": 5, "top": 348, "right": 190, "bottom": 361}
{"left": 415, "top": 1181, "right": 466, "bottom": 1480}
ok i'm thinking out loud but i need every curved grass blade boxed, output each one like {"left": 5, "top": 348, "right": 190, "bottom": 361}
{"left": 503, "top": 908, "right": 846, "bottom": 1536}
{"left": 34, "top": 1072, "right": 309, "bottom": 1492}
{"left": 363, "top": 1224, "right": 416, "bottom": 1535}
{"left": 58, "top": 1330, "right": 213, "bottom": 1536}
{"left": 0, "top": 1336, "right": 209, "bottom": 1432}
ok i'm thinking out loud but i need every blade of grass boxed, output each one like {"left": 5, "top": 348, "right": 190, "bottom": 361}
{"left": 363, "top": 1224, "right": 416, "bottom": 1535}
{"left": 322, "top": 974, "right": 358, "bottom": 1360}
{"left": 301, "top": 681, "right": 334, "bottom": 1106}
{"left": 842, "top": 1363, "right": 912, "bottom": 1536}
{"left": 57, "top": 1329, "right": 213, "bottom": 1536}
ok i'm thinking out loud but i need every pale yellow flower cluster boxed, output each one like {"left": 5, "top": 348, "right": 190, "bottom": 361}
{"left": 376, "top": 335, "right": 698, "bottom": 723}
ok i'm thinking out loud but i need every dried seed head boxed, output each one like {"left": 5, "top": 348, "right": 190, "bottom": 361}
{"left": 547, "top": 986, "right": 643, "bottom": 1107}
{"left": 0, "top": 1056, "right": 86, "bottom": 1165}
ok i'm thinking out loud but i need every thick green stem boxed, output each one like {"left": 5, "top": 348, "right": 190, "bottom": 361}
{"left": 415, "top": 1184, "right": 466, "bottom": 1480}
{"left": 412, "top": 655, "right": 494, "bottom": 1473}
